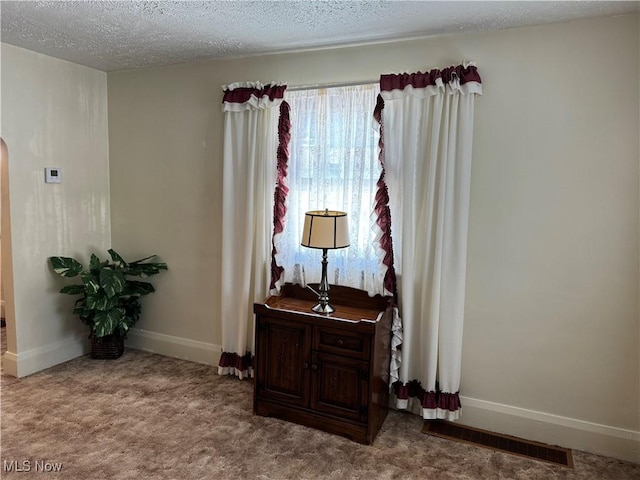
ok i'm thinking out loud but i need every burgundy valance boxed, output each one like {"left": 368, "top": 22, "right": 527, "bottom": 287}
{"left": 222, "top": 84, "right": 287, "bottom": 104}
{"left": 380, "top": 63, "right": 482, "bottom": 95}
{"left": 222, "top": 82, "right": 287, "bottom": 111}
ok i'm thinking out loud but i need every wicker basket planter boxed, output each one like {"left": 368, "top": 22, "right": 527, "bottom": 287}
{"left": 90, "top": 334, "right": 125, "bottom": 360}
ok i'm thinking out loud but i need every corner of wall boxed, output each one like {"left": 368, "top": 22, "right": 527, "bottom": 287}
{"left": 4, "top": 333, "right": 90, "bottom": 378}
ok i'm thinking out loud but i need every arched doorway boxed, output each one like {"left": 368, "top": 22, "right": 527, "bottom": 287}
{"left": 1, "top": 137, "right": 17, "bottom": 376}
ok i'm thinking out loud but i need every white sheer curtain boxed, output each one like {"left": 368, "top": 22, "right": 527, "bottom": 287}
{"left": 218, "top": 82, "right": 286, "bottom": 379}
{"left": 273, "top": 84, "right": 386, "bottom": 295}
{"left": 380, "top": 65, "right": 482, "bottom": 420}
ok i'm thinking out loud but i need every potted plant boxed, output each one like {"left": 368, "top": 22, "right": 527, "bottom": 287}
{"left": 49, "top": 248, "right": 168, "bottom": 359}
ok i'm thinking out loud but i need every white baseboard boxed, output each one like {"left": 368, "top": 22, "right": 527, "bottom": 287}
{"left": 0, "top": 329, "right": 221, "bottom": 377}
{"left": 1, "top": 333, "right": 89, "bottom": 378}
{"left": 125, "top": 328, "right": 221, "bottom": 366}
{"left": 2, "top": 351, "right": 18, "bottom": 376}
{"left": 457, "top": 395, "right": 640, "bottom": 463}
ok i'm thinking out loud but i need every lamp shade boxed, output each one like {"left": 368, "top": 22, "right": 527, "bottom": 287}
{"left": 301, "top": 210, "right": 350, "bottom": 249}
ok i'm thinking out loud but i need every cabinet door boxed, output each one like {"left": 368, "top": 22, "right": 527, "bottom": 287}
{"left": 310, "top": 352, "right": 369, "bottom": 423}
{"left": 256, "top": 316, "right": 311, "bottom": 408}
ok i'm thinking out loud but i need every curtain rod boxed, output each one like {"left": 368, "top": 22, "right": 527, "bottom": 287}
{"left": 287, "top": 79, "right": 379, "bottom": 92}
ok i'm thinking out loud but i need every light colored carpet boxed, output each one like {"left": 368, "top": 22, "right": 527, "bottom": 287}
{"left": 1, "top": 332, "right": 638, "bottom": 479}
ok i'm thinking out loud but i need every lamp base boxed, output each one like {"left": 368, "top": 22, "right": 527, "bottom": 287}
{"left": 312, "top": 301, "right": 335, "bottom": 314}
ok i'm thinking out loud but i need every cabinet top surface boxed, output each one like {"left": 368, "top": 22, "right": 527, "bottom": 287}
{"left": 264, "top": 296, "right": 381, "bottom": 323}
{"left": 255, "top": 284, "right": 390, "bottom": 324}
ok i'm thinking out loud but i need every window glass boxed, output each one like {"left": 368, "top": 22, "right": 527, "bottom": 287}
{"left": 275, "top": 84, "right": 385, "bottom": 294}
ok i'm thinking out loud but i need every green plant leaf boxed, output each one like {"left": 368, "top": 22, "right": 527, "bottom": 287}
{"left": 89, "top": 254, "right": 102, "bottom": 272}
{"left": 70, "top": 298, "right": 92, "bottom": 323}
{"left": 107, "top": 249, "right": 128, "bottom": 268}
{"left": 59, "top": 284, "right": 85, "bottom": 295}
{"left": 81, "top": 272, "right": 100, "bottom": 295}
{"left": 49, "top": 257, "right": 83, "bottom": 277}
{"left": 85, "top": 290, "right": 115, "bottom": 311}
{"left": 99, "top": 268, "right": 126, "bottom": 298}
{"left": 93, "top": 307, "right": 125, "bottom": 338}
{"left": 124, "top": 280, "right": 155, "bottom": 297}
{"left": 123, "top": 300, "right": 142, "bottom": 324}
{"left": 129, "top": 254, "right": 157, "bottom": 265}
{"left": 73, "top": 297, "right": 86, "bottom": 311}
{"left": 126, "top": 262, "right": 168, "bottom": 277}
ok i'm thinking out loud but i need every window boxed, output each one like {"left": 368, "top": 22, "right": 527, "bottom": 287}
{"left": 274, "top": 84, "right": 385, "bottom": 294}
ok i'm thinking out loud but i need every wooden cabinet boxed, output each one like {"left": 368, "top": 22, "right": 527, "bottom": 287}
{"left": 254, "top": 283, "right": 393, "bottom": 444}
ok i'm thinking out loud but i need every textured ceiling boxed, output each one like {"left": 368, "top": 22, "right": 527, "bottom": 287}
{"left": 1, "top": 1, "right": 638, "bottom": 72}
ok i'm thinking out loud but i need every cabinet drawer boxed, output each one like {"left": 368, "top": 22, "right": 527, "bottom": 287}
{"left": 313, "top": 326, "right": 370, "bottom": 360}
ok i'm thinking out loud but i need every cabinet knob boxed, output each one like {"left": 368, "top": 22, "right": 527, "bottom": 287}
{"left": 302, "top": 362, "right": 309, "bottom": 369}
{"left": 311, "top": 364, "right": 318, "bottom": 371}
{"left": 337, "top": 339, "right": 344, "bottom": 346}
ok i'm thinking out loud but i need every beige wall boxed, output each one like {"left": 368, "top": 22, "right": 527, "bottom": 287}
{"left": 1, "top": 44, "right": 111, "bottom": 376}
{"left": 107, "top": 14, "right": 635, "bottom": 461}
{"left": 463, "top": 12, "right": 638, "bottom": 445}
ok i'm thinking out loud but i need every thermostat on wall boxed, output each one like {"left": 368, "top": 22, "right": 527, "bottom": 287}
{"left": 45, "top": 167, "right": 62, "bottom": 183}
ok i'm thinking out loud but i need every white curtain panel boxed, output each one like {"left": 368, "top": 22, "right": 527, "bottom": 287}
{"left": 381, "top": 67, "right": 482, "bottom": 420}
{"left": 274, "top": 85, "right": 387, "bottom": 295}
{"left": 218, "top": 82, "right": 285, "bottom": 379}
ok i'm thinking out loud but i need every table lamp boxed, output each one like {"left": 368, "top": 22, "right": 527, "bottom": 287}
{"left": 301, "top": 209, "right": 350, "bottom": 314}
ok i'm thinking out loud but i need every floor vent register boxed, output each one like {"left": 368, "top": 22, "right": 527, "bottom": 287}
{"left": 422, "top": 420, "right": 573, "bottom": 467}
